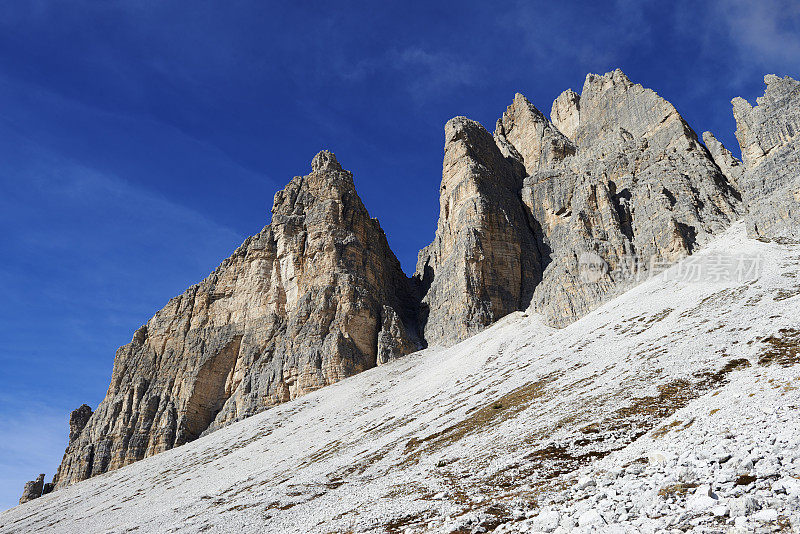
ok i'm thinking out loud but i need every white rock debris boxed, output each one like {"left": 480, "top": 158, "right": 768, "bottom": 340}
{"left": 2, "top": 221, "right": 799, "bottom": 534}
{"left": 492, "top": 367, "right": 800, "bottom": 534}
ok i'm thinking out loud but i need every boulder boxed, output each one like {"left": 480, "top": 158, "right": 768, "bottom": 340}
{"left": 18, "top": 474, "right": 45, "bottom": 505}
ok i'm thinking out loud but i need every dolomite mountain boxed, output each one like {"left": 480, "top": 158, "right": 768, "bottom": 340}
{"left": 732, "top": 74, "right": 800, "bottom": 242}
{"left": 16, "top": 69, "right": 799, "bottom": 505}
{"left": 49, "top": 150, "right": 422, "bottom": 490}
{"left": 417, "top": 69, "right": 743, "bottom": 341}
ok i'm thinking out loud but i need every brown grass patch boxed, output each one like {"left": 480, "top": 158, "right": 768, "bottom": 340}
{"left": 659, "top": 482, "right": 699, "bottom": 498}
{"left": 403, "top": 374, "right": 555, "bottom": 463}
{"left": 652, "top": 420, "right": 683, "bottom": 438}
{"left": 759, "top": 329, "right": 800, "bottom": 366}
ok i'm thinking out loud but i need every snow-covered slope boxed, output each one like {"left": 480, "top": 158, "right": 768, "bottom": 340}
{"left": 2, "top": 223, "right": 799, "bottom": 533}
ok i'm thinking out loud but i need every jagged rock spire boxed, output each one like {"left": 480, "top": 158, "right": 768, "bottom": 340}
{"left": 311, "top": 149, "right": 342, "bottom": 173}
{"left": 551, "top": 88, "right": 580, "bottom": 142}
{"left": 419, "top": 69, "right": 742, "bottom": 332}
{"left": 732, "top": 74, "right": 800, "bottom": 241}
{"left": 414, "top": 116, "right": 542, "bottom": 346}
{"left": 525, "top": 69, "right": 742, "bottom": 325}
{"left": 493, "top": 93, "right": 575, "bottom": 175}
{"left": 50, "top": 151, "right": 421, "bottom": 489}
{"left": 702, "top": 131, "right": 743, "bottom": 186}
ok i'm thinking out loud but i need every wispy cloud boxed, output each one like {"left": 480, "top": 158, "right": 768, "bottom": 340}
{"left": 713, "top": 0, "right": 800, "bottom": 70}
{"left": 0, "top": 130, "right": 246, "bottom": 511}
{"left": 499, "top": 0, "right": 656, "bottom": 73}
{"left": 389, "top": 47, "right": 479, "bottom": 99}
{"left": 328, "top": 46, "right": 480, "bottom": 103}
{"left": 0, "top": 399, "right": 66, "bottom": 511}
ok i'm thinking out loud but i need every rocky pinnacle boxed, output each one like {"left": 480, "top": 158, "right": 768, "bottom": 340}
{"left": 48, "top": 150, "right": 422, "bottom": 490}
{"left": 732, "top": 75, "right": 800, "bottom": 242}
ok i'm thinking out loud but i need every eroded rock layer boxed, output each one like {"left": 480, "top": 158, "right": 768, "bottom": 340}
{"left": 732, "top": 74, "right": 800, "bottom": 242}
{"left": 51, "top": 151, "right": 421, "bottom": 488}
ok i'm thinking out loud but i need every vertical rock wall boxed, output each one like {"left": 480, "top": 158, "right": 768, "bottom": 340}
{"left": 732, "top": 75, "right": 800, "bottom": 242}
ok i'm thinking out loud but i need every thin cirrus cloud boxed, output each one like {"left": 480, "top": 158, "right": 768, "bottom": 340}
{"left": 715, "top": 0, "right": 800, "bottom": 68}
{"left": 500, "top": 0, "right": 655, "bottom": 71}
{"left": 0, "top": 400, "right": 67, "bottom": 512}
{"left": 331, "top": 46, "right": 480, "bottom": 101}
{"left": 391, "top": 47, "right": 480, "bottom": 98}
{"left": 0, "top": 140, "right": 244, "bottom": 511}
{"left": 0, "top": 77, "right": 255, "bottom": 509}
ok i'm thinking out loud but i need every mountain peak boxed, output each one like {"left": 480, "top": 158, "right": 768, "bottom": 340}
{"left": 310, "top": 149, "right": 342, "bottom": 173}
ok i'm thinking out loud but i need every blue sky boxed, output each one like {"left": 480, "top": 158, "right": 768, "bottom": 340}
{"left": 0, "top": 0, "right": 798, "bottom": 510}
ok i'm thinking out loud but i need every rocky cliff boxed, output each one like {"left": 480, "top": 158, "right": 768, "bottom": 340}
{"left": 414, "top": 116, "right": 543, "bottom": 346}
{"left": 523, "top": 70, "right": 742, "bottom": 326}
{"left": 416, "top": 69, "right": 742, "bottom": 336}
{"left": 6, "top": 220, "right": 800, "bottom": 533}
{"left": 50, "top": 151, "right": 421, "bottom": 489}
{"left": 19, "top": 70, "right": 799, "bottom": 502}
{"left": 732, "top": 74, "right": 800, "bottom": 242}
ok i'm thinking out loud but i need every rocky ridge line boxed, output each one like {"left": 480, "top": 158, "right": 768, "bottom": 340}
{"left": 732, "top": 74, "right": 800, "bottom": 242}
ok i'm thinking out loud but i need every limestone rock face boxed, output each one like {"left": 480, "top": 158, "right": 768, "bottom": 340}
{"left": 494, "top": 93, "right": 575, "bottom": 175}
{"left": 18, "top": 474, "right": 45, "bottom": 505}
{"left": 415, "top": 70, "right": 741, "bottom": 339}
{"left": 702, "top": 131, "right": 743, "bottom": 186}
{"left": 52, "top": 151, "right": 421, "bottom": 488}
{"left": 447, "top": 76, "right": 714, "bottom": 333}
{"left": 732, "top": 75, "right": 800, "bottom": 241}
{"left": 414, "top": 117, "right": 542, "bottom": 346}
{"left": 509, "top": 70, "right": 742, "bottom": 326}
{"left": 551, "top": 89, "right": 581, "bottom": 142}
{"left": 68, "top": 404, "right": 93, "bottom": 444}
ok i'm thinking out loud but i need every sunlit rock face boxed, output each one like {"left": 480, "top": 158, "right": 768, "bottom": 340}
{"left": 414, "top": 116, "right": 543, "bottom": 346}
{"left": 52, "top": 151, "right": 421, "bottom": 488}
{"left": 520, "top": 69, "right": 742, "bottom": 326}
{"left": 418, "top": 69, "right": 742, "bottom": 334}
{"left": 733, "top": 74, "right": 800, "bottom": 242}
